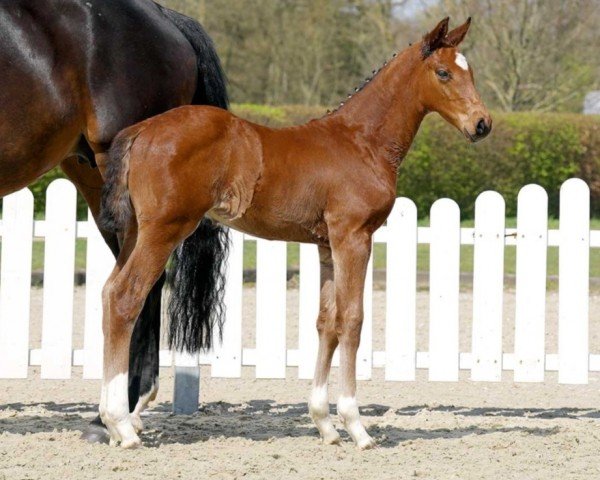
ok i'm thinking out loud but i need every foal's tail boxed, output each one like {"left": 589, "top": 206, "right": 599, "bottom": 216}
{"left": 98, "top": 127, "right": 140, "bottom": 233}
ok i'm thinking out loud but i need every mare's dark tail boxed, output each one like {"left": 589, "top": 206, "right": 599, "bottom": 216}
{"left": 158, "top": 4, "right": 230, "bottom": 352}
{"left": 157, "top": 4, "right": 229, "bottom": 109}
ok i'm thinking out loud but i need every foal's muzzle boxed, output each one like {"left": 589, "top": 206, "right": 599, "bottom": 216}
{"left": 467, "top": 117, "right": 492, "bottom": 142}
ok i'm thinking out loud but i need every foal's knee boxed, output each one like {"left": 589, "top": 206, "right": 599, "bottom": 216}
{"left": 335, "top": 306, "right": 363, "bottom": 341}
{"left": 102, "top": 279, "right": 113, "bottom": 308}
{"left": 101, "top": 280, "right": 115, "bottom": 335}
{"left": 107, "top": 281, "right": 144, "bottom": 330}
{"left": 316, "top": 306, "right": 336, "bottom": 335}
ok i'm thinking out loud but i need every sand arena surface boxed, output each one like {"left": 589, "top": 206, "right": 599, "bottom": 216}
{"left": 2, "top": 286, "right": 600, "bottom": 479}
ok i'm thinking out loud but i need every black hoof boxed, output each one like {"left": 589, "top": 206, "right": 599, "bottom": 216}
{"left": 81, "top": 416, "right": 110, "bottom": 444}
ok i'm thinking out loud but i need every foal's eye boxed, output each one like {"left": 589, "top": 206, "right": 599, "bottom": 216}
{"left": 436, "top": 69, "right": 450, "bottom": 80}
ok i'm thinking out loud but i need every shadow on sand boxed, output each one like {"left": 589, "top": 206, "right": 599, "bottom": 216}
{"left": 1, "top": 399, "right": 593, "bottom": 448}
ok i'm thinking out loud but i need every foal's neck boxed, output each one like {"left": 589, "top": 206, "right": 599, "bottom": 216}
{"left": 327, "top": 46, "right": 426, "bottom": 168}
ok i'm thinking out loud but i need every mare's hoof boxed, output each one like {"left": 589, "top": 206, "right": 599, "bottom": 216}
{"left": 81, "top": 422, "right": 110, "bottom": 445}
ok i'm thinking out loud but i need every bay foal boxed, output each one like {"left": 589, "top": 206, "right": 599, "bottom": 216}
{"left": 99, "top": 18, "right": 491, "bottom": 448}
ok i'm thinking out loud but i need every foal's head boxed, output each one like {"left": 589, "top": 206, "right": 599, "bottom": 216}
{"left": 415, "top": 17, "right": 491, "bottom": 142}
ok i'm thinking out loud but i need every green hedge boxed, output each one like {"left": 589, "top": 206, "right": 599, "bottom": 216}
{"left": 399, "top": 113, "right": 600, "bottom": 218}
{"left": 28, "top": 168, "right": 80, "bottom": 218}
{"left": 233, "top": 103, "right": 326, "bottom": 127}
{"left": 24, "top": 105, "right": 600, "bottom": 219}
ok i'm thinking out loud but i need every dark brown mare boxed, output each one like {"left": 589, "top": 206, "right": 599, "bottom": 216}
{"left": 99, "top": 17, "right": 491, "bottom": 449}
{"left": 0, "top": 0, "right": 228, "bottom": 443}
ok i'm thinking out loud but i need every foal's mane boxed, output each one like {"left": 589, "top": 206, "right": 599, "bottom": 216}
{"left": 325, "top": 28, "right": 429, "bottom": 118}
{"left": 325, "top": 51, "right": 400, "bottom": 117}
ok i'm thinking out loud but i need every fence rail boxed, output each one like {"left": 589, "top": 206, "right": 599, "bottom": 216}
{"left": 0, "top": 178, "right": 596, "bottom": 397}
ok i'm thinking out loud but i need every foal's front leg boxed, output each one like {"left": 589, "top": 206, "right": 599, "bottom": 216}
{"left": 309, "top": 247, "right": 340, "bottom": 445}
{"left": 331, "top": 232, "right": 376, "bottom": 449}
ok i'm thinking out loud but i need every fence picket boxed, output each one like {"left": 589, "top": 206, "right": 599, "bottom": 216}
{"left": 82, "top": 212, "right": 114, "bottom": 379}
{"left": 255, "top": 239, "right": 287, "bottom": 378}
{"left": 212, "top": 229, "right": 244, "bottom": 377}
{"left": 1, "top": 178, "right": 599, "bottom": 392}
{"left": 471, "top": 191, "right": 505, "bottom": 381}
{"left": 298, "top": 243, "right": 320, "bottom": 379}
{"left": 0, "top": 189, "right": 34, "bottom": 378}
{"left": 385, "top": 198, "right": 417, "bottom": 381}
{"left": 514, "top": 185, "right": 548, "bottom": 382}
{"left": 429, "top": 199, "right": 460, "bottom": 381}
{"left": 558, "top": 179, "right": 590, "bottom": 384}
{"left": 40, "top": 180, "right": 77, "bottom": 379}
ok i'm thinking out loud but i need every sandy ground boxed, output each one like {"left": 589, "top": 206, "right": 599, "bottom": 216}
{"left": 2, "top": 286, "right": 600, "bottom": 480}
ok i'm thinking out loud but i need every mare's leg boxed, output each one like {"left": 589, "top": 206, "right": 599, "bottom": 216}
{"left": 61, "top": 157, "right": 163, "bottom": 442}
{"left": 60, "top": 156, "right": 119, "bottom": 254}
{"left": 99, "top": 220, "right": 190, "bottom": 448}
{"left": 331, "top": 231, "right": 376, "bottom": 449}
{"left": 308, "top": 246, "right": 341, "bottom": 445}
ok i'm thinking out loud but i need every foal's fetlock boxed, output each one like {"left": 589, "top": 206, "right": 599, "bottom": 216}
{"left": 101, "top": 419, "right": 122, "bottom": 448}
{"left": 340, "top": 415, "right": 376, "bottom": 450}
{"left": 337, "top": 396, "right": 376, "bottom": 450}
{"left": 322, "top": 428, "right": 342, "bottom": 445}
{"left": 309, "top": 387, "right": 341, "bottom": 445}
{"left": 112, "top": 420, "right": 141, "bottom": 449}
{"left": 101, "top": 410, "right": 141, "bottom": 448}
{"left": 310, "top": 408, "right": 341, "bottom": 445}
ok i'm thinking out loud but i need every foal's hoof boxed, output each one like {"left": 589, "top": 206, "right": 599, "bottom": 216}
{"left": 81, "top": 420, "right": 110, "bottom": 445}
{"left": 357, "top": 435, "right": 377, "bottom": 450}
{"left": 120, "top": 435, "right": 142, "bottom": 449}
{"left": 322, "top": 430, "right": 341, "bottom": 446}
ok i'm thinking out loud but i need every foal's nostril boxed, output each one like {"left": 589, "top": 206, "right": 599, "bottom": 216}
{"left": 476, "top": 118, "right": 487, "bottom": 136}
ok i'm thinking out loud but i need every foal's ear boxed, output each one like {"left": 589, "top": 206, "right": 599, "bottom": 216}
{"left": 443, "top": 17, "right": 471, "bottom": 47}
{"left": 422, "top": 17, "right": 450, "bottom": 58}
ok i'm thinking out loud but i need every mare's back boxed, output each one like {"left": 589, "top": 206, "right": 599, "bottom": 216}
{"left": 0, "top": 0, "right": 197, "bottom": 163}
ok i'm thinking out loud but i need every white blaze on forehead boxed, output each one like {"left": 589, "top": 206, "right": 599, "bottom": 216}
{"left": 455, "top": 52, "right": 469, "bottom": 71}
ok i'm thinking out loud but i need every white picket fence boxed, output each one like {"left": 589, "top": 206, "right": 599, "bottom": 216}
{"left": 0, "top": 178, "right": 597, "bottom": 392}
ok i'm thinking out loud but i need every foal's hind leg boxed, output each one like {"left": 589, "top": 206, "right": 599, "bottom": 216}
{"left": 127, "top": 276, "right": 163, "bottom": 433}
{"left": 331, "top": 231, "right": 376, "bottom": 449}
{"left": 61, "top": 157, "right": 162, "bottom": 443}
{"left": 98, "top": 225, "right": 136, "bottom": 445}
{"left": 100, "top": 221, "right": 192, "bottom": 448}
{"left": 309, "top": 247, "right": 341, "bottom": 445}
